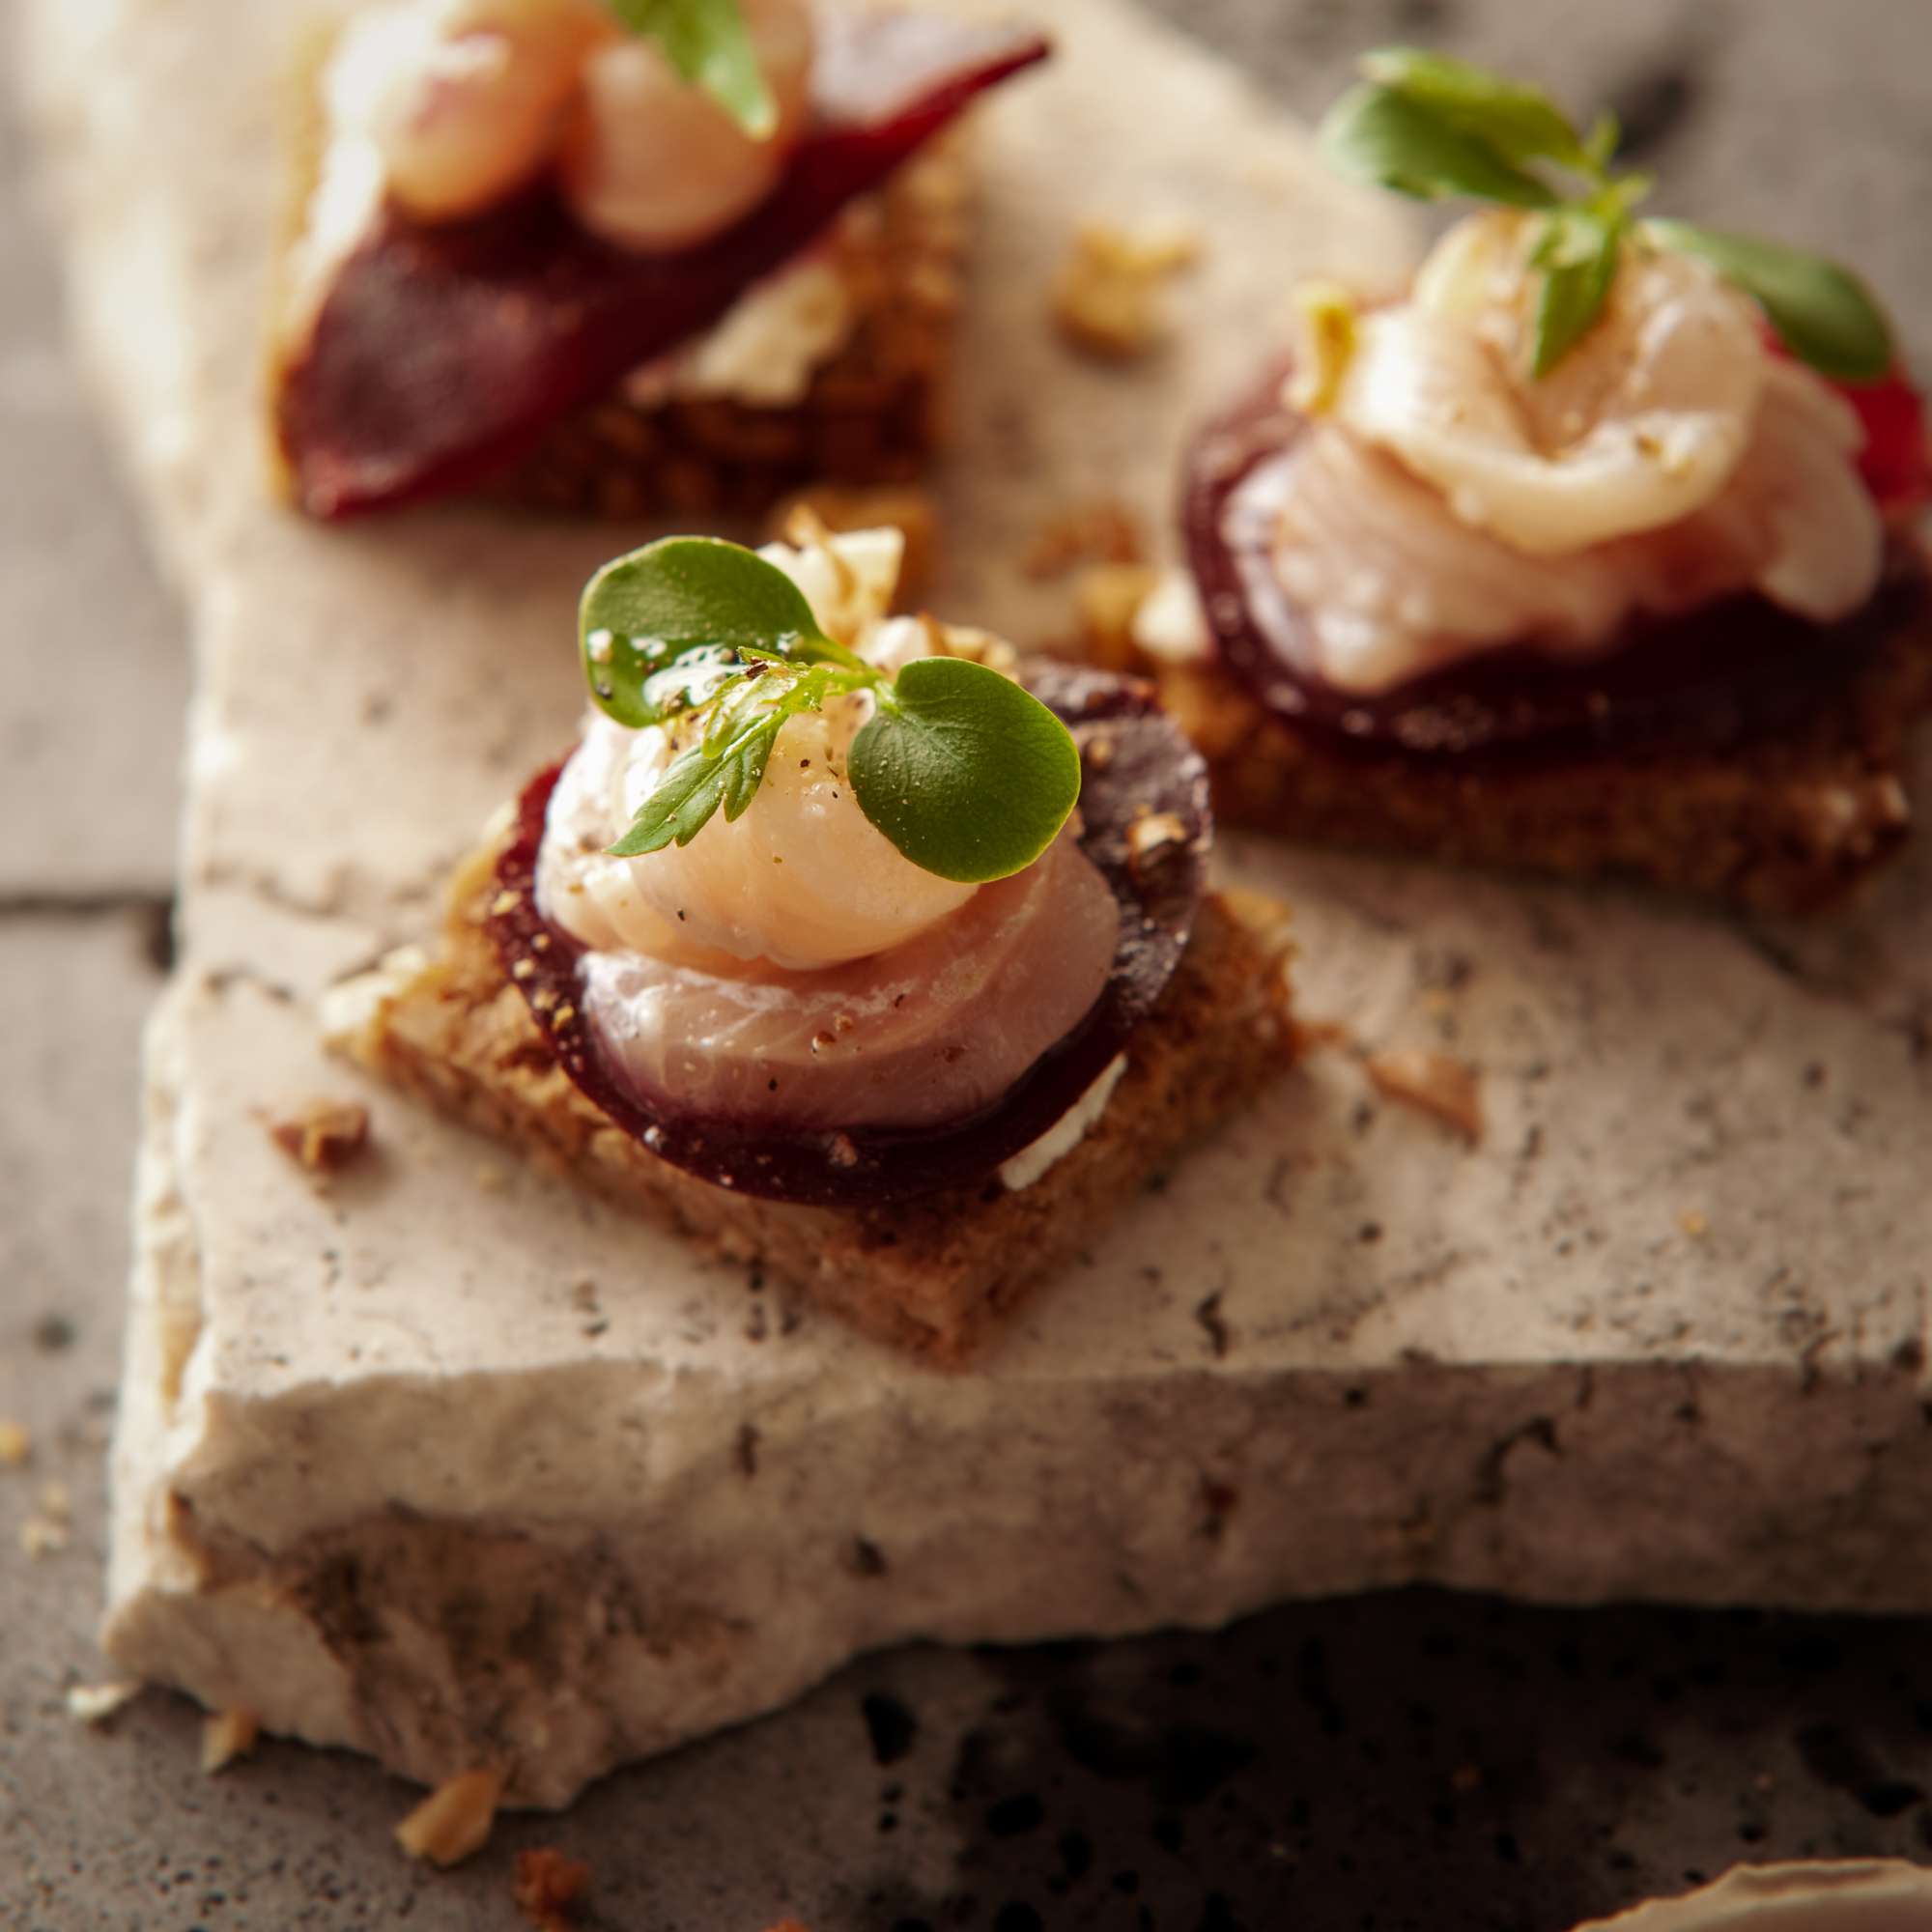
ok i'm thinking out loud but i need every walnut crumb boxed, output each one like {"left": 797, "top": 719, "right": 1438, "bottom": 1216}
{"left": 1051, "top": 220, "right": 1200, "bottom": 361}
{"left": 513, "top": 1847, "right": 592, "bottom": 1930}
{"left": 1021, "top": 498, "right": 1145, "bottom": 580}
{"left": 773, "top": 489, "right": 938, "bottom": 603}
{"left": 395, "top": 1767, "right": 504, "bottom": 1868}
{"left": 1074, "top": 563, "right": 1160, "bottom": 670}
{"left": 1127, "top": 811, "right": 1191, "bottom": 876}
{"left": 20, "top": 1517, "right": 71, "bottom": 1558}
{"left": 1366, "top": 1048, "right": 1484, "bottom": 1143}
{"left": 0, "top": 1419, "right": 28, "bottom": 1467}
{"left": 1679, "top": 1208, "right": 1710, "bottom": 1238}
{"left": 267, "top": 1097, "right": 371, "bottom": 1175}
{"left": 39, "top": 1480, "right": 71, "bottom": 1522}
{"left": 201, "top": 1707, "right": 261, "bottom": 1775}
{"left": 66, "top": 1681, "right": 141, "bottom": 1725}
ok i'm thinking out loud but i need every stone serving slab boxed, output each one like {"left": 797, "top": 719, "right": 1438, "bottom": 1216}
{"left": 20, "top": 0, "right": 1932, "bottom": 1810}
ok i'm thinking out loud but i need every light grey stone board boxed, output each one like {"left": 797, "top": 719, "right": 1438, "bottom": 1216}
{"left": 19, "top": 0, "right": 1932, "bottom": 1812}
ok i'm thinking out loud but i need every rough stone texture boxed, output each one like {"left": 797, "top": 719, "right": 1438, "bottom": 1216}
{"left": 0, "top": 39, "right": 186, "bottom": 900}
{"left": 8, "top": 0, "right": 1932, "bottom": 1925}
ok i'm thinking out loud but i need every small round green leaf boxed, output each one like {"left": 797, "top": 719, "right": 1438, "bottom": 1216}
{"left": 1319, "top": 82, "right": 1561, "bottom": 211}
{"left": 1644, "top": 219, "right": 1893, "bottom": 382}
{"left": 600, "top": 0, "right": 778, "bottom": 138}
{"left": 847, "top": 659, "right": 1081, "bottom": 885}
{"left": 580, "top": 536, "right": 848, "bottom": 727}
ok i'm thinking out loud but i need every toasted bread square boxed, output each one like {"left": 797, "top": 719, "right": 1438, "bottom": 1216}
{"left": 327, "top": 836, "right": 1298, "bottom": 1365}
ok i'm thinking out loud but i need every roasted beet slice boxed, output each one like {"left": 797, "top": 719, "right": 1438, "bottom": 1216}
{"left": 277, "top": 13, "right": 1049, "bottom": 519}
{"left": 487, "top": 663, "right": 1209, "bottom": 1208}
{"left": 1184, "top": 358, "right": 1925, "bottom": 765}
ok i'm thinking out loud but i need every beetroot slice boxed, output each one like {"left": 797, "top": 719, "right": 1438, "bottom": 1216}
{"left": 277, "top": 12, "right": 1049, "bottom": 520}
{"left": 1184, "top": 358, "right": 1925, "bottom": 765}
{"left": 486, "top": 663, "right": 1210, "bottom": 1208}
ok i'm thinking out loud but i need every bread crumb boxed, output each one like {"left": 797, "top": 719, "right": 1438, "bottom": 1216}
{"left": 1679, "top": 1208, "right": 1710, "bottom": 1238}
{"left": 201, "top": 1707, "right": 261, "bottom": 1775}
{"left": 0, "top": 1419, "right": 28, "bottom": 1467}
{"left": 66, "top": 1681, "right": 141, "bottom": 1725}
{"left": 395, "top": 1767, "right": 504, "bottom": 1867}
{"left": 773, "top": 490, "right": 938, "bottom": 604}
{"left": 1021, "top": 498, "right": 1145, "bottom": 581}
{"left": 20, "top": 1517, "right": 71, "bottom": 1558}
{"left": 266, "top": 1097, "right": 371, "bottom": 1175}
{"left": 513, "top": 1847, "right": 592, "bottom": 1930}
{"left": 1051, "top": 220, "right": 1200, "bottom": 361}
{"left": 1365, "top": 1048, "right": 1484, "bottom": 1143}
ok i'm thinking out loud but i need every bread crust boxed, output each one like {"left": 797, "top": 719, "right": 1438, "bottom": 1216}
{"left": 327, "top": 838, "right": 1297, "bottom": 1366}
{"left": 1087, "top": 575, "right": 1932, "bottom": 916}
{"left": 270, "top": 20, "right": 969, "bottom": 517}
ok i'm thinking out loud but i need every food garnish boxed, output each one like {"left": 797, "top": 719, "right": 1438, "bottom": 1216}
{"left": 1321, "top": 47, "right": 1893, "bottom": 382}
{"left": 580, "top": 537, "right": 1082, "bottom": 883}
{"left": 601, "top": 0, "right": 779, "bottom": 138}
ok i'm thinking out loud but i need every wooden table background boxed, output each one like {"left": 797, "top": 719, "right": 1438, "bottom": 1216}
{"left": 6, "top": 2, "right": 1932, "bottom": 1926}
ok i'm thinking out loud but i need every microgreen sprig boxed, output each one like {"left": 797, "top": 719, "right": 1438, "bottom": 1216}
{"left": 581, "top": 538, "right": 1083, "bottom": 884}
{"left": 1320, "top": 47, "right": 1893, "bottom": 382}
{"left": 599, "top": 0, "right": 777, "bottom": 139}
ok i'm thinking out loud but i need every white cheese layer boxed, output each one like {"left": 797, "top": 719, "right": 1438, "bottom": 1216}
{"left": 999, "top": 1052, "right": 1128, "bottom": 1192}
{"left": 621, "top": 251, "right": 858, "bottom": 409}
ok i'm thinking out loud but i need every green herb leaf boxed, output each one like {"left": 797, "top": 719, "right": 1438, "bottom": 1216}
{"left": 584, "top": 537, "right": 1083, "bottom": 884}
{"left": 609, "top": 666, "right": 838, "bottom": 856}
{"left": 1529, "top": 205, "right": 1625, "bottom": 377}
{"left": 582, "top": 536, "right": 857, "bottom": 728}
{"left": 1582, "top": 109, "right": 1621, "bottom": 172}
{"left": 1360, "top": 47, "right": 1595, "bottom": 178}
{"left": 847, "top": 659, "right": 1081, "bottom": 885}
{"left": 599, "top": 0, "right": 777, "bottom": 138}
{"left": 1320, "top": 82, "right": 1561, "bottom": 210}
{"left": 1642, "top": 218, "right": 1894, "bottom": 381}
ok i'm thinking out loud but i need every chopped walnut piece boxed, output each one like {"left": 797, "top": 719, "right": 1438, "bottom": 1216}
{"left": 1051, "top": 220, "right": 1200, "bottom": 361}
{"left": 66, "top": 1681, "right": 141, "bottom": 1725}
{"left": 513, "top": 1847, "right": 592, "bottom": 1930}
{"left": 394, "top": 1767, "right": 504, "bottom": 1868}
{"left": 1074, "top": 564, "right": 1159, "bottom": 671}
{"left": 19, "top": 1517, "right": 70, "bottom": 1558}
{"left": 772, "top": 489, "right": 938, "bottom": 604}
{"left": 1365, "top": 1048, "right": 1484, "bottom": 1143}
{"left": 1127, "top": 810, "right": 1192, "bottom": 878}
{"left": 1021, "top": 498, "right": 1145, "bottom": 581}
{"left": 200, "top": 1707, "right": 261, "bottom": 1775}
{"left": 266, "top": 1097, "right": 372, "bottom": 1175}
{"left": 0, "top": 1419, "right": 28, "bottom": 1467}
{"left": 1679, "top": 1208, "right": 1710, "bottom": 1239}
